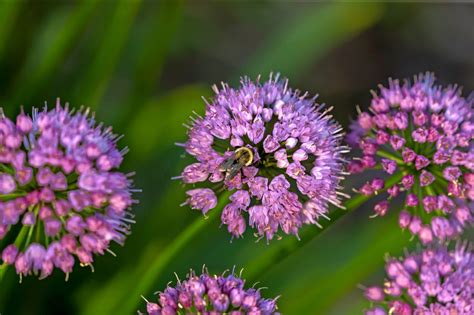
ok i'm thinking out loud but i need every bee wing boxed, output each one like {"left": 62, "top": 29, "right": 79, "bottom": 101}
{"left": 226, "top": 164, "right": 242, "bottom": 180}
{"left": 219, "top": 154, "right": 237, "bottom": 171}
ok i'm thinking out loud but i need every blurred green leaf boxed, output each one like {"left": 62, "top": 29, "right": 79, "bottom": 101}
{"left": 113, "top": 0, "right": 184, "bottom": 125}
{"left": 77, "top": 84, "right": 211, "bottom": 315}
{"left": 244, "top": 172, "right": 403, "bottom": 283}
{"left": 244, "top": 3, "right": 384, "bottom": 78}
{"left": 10, "top": 0, "right": 97, "bottom": 106}
{"left": 271, "top": 212, "right": 410, "bottom": 314}
{"left": 79, "top": 192, "right": 230, "bottom": 315}
{"left": 328, "top": 297, "right": 369, "bottom": 315}
{"left": 75, "top": 179, "right": 187, "bottom": 315}
{"left": 74, "top": 0, "right": 141, "bottom": 109}
{"left": 127, "top": 84, "right": 210, "bottom": 160}
{"left": 0, "top": 264, "right": 7, "bottom": 282}
{"left": 0, "top": 0, "right": 22, "bottom": 61}
{"left": 76, "top": 237, "right": 163, "bottom": 315}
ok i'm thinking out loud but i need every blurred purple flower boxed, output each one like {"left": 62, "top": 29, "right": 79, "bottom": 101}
{"left": 176, "top": 74, "right": 348, "bottom": 241}
{"left": 348, "top": 73, "right": 473, "bottom": 243}
{"left": 364, "top": 242, "right": 473, "bottom": 315}
{"left": 140, "top": 268, "right": 280, "bottom": 315}
{"left": 0, "top": 101, "right": 137, "bottom": 280}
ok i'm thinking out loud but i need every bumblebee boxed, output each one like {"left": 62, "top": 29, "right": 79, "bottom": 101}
{"left": 220, "top": 147, "right": 254, "bottom": 180}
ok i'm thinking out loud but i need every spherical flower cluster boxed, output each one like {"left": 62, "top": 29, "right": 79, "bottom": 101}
{"left": 141, "top": 269, "right": 280, "bottom": 315}
{"left": 364, "top": 242, "right": 473, "bottom": 315}
{"left": 0, "top": 101, "right": 136, "bottom": 280}
{"left": 176, "top": 74, "right": 347, "bottom": 241}
{"left": 348, "top": 73, "right": 473, "bottom": 244}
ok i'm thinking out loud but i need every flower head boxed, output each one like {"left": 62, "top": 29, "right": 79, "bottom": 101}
{"left": 348, "top": 73, "right": 473, "bottom": 243}
{"left": 140, "top": 268, "right": 280, "bottom": 315}
{"left": 177, "top": 74, "right": 347, "bottom": 241}
{"left": 364, "top": 242, "right": 473, "bottom": 315}
{"left": 0, "top": 100, "right": 136, "bottom": 279}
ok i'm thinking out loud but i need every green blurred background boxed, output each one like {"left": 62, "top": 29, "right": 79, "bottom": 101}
{"left": 0, "top": 1, "right": 473, "bottom": 314}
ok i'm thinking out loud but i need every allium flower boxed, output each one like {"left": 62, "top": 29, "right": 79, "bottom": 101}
{"left": 348, "top": 73, "right": 473, "bottom": 243}
{"left": 0, "top": 101, "right": 136, "bottom": 280}
{"left": 140, "top": 268, "right": 280, "bottom": 315}
{"left": 176, "top": 74, "right": 347, "bottom": 241}
{"left": 364, "top": 242, "right": 473, "bottom": 315}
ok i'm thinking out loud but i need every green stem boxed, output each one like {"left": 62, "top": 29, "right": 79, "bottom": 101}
{"left": 376, "top": 150, "right": 404, "bottom": 165}
{"left": 431, "top": 169, "right": 449, "bottom": 186}
{"left": 0, "top": 224, "right": 30, "bottom": 282}
{"left": 425, "top": 186, "right": 435, "bottom": 196}
{"left": 0, "top": 263, "right": 7, "bottom": 282}
{"left": 25, "top": 206, "right": 40, "bottom": 247}
{"left": 115, "top": 191, "right": 230, "bottom": 314}
{"left": 0, "top": 192, "right": 27, "bottom": 201}
{"left": 416, "top": 182, "right": 426, "bottom": 222}
{"left": 14, "top": 224, "right": 29, "bottom": 249}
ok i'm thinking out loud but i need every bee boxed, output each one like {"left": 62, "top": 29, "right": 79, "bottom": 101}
{"left": 220, "top": 147, "right": 254, "bottom": 180}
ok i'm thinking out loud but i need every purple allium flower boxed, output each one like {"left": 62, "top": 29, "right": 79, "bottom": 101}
{"left": 348, "top": 73, "right": 473, "bottom": 243}
{"left": 176, "top": 74, "right": 347, "bottom": 241}
{"left": 140, "top": 268, "right": 280, "bottom": 315}
{"left": 0, "top": 101, "right": 136, "bottom": 280}
{"left": 363, "top": 242, "right": 473, "bottom": 315}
